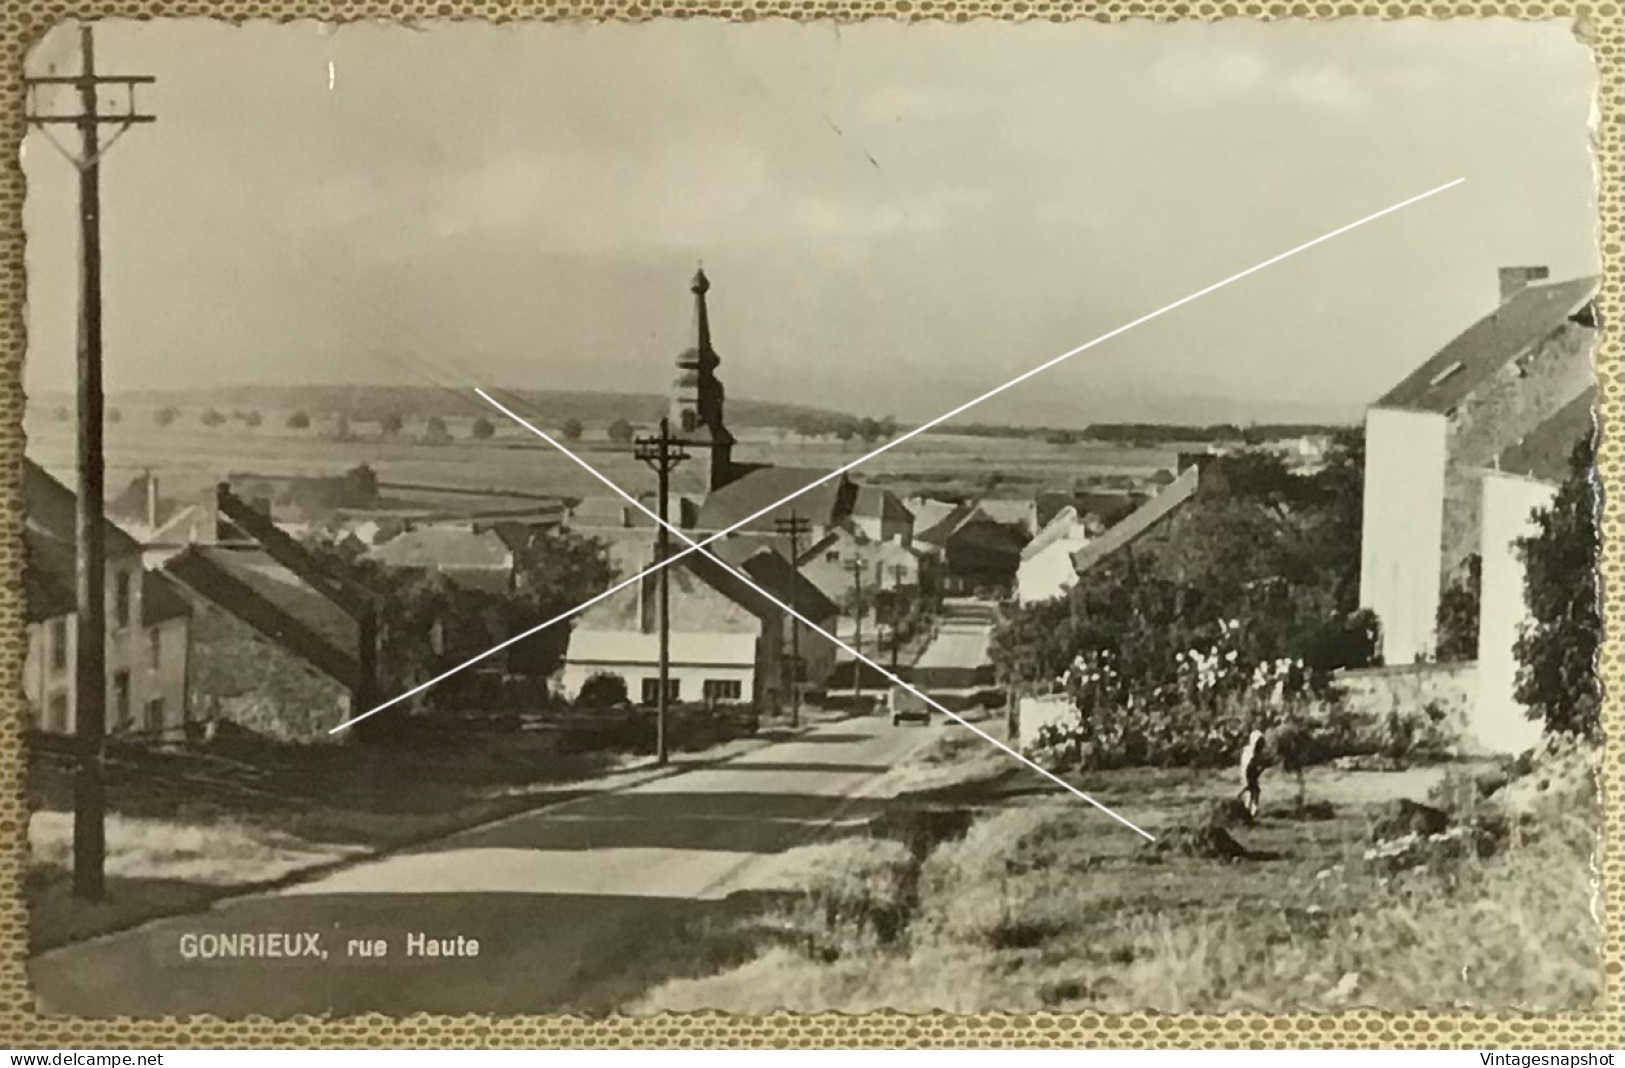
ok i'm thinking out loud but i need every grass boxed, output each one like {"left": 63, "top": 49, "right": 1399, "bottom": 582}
{"left": 25, "top": 413, "right": 1174, "bottom": 509}
{"left": 632, "top": 740, "right": 1604, "bottom": 1015}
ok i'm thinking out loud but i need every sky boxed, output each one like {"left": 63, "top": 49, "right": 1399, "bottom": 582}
{"left": 21, "top": 17, "right": 1600, "bottom": 427}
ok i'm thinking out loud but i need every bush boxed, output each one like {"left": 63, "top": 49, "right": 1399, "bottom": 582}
{"left": 561, "top": 418, "right": 584, "bottom": 442}
{"left": 200, "top": 409, "right": 226, "bottom": 427}
{"left": 470, "top": 417, "right": 495, "bottom": 440}
{"left": 153, "top": 407, "right": 178, "bottom": 427}
{"left": 607, "top": 417, "right": 635, "bottom": 444}
{"left": 576, "top": 672, "right": 628, "bottom": 709}
{"left": 1515, "top": 435, "right": 1599, "bottom": 739}
{"left": 1436, "top": 554, "right": 1481, "bottom": 662}
{"left": 286, "top": 410, "right": 311, "bottom": 430}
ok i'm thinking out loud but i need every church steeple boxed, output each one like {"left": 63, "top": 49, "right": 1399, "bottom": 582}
{"left": 671, "top": 267, "right": 737, "bottom": 492}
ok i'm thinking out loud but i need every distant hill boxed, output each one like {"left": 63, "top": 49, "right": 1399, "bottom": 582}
{"left": 37, "top": 385, "right": 850, "bottom": 431}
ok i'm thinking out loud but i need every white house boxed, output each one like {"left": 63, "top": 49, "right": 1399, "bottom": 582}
{"left": 561, "top": 541, "right": 839, "bottom": 710}
{"left": 1016, "top": 506, "right": 1095, "bottom": 605}
{"left": 1359, "top": 267, "right": 1597, "bottom": 666}
{"left": 22, "top": 460, "right": 192, "bottom": 738}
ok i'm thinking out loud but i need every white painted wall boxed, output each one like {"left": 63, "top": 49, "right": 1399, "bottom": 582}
{"left": 1016, "top": 695, "right": 1076, "bottom": 750}
{"left": 562, "top": 629, "right": 759, "bottom": 705}
{"left": 1473, "top": 472, "right": 1558, "bottom": 755}
{"left": 1016, "top": 537, "right": 1087, "bottom": 605}
{"left": 1360, "top": 407, "right": 1450, "bottom": 665}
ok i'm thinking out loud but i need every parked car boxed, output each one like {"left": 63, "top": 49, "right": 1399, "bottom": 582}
{"left": 889, "top": 686, "right": 931, "bottom": 726}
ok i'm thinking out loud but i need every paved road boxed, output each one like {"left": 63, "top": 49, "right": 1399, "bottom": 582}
{"left": 29, "top": 719, "right": 943, "bottom": 1018}
{"left": 912, "top": 599, "right": 997, "bottom": 683}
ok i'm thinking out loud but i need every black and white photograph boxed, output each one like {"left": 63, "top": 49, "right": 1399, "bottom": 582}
{"left": 15, "top": 15, "right": 1604, "bottom": 1020}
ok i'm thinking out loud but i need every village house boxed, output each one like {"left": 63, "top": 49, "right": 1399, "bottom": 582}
{"left": 366, "top": 523, "right": 518, "bottom": 594}
{"left": 1016, "top": 506, "right": 1100, "bottom": 605}
{"left": 1359, "top": 266, "right": 1598, "bottom": 668}
{"left": 163, "top": 545, "right": 362, "bottom": 739}
{"left": 912, "top": 499, "right": 1029, "bottom": 596}
{"left": 796, "top": 521, "right": 926, "bottom": 608}
{"left": 561, "top": 540, "right": 839, "bottom": 711}
{"left": 1356, "top": 266, "right": 1597, "bottom": 754}
{"left": 21, "top": 460, "right": 193, "bottom": 738}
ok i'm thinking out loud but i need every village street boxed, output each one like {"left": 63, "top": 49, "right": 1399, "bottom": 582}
{"left": 28, "top": 716, "right": 951, "bottom": 1018}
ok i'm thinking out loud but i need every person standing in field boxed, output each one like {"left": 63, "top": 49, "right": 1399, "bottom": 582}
{"left": 1238, "top": 728, "right": 1267, "bottom": 818}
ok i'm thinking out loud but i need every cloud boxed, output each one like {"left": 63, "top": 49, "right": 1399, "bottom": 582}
{"left": 1283, "top": 66, "right": 1370, "bottom": 114}
{"left": 1152, "top": 48, "right": 1370, "bottom": 114}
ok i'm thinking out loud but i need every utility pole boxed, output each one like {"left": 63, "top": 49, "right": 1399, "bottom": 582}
{"left": 846, "top": 557, "right": 866, "bottom": 696}
{"left": 25, "top": 24, "right": 155, "bottom": 902}
{"left": 889, "top": 563, "right": 909, "bottom": 672}
{"left": 773, "top": 512, "right": 810, "bottom": 728}
{"left": 635, "top": 418, "right": 689, "bottom": 765}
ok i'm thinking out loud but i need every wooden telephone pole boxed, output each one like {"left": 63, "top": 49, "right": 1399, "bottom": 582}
{"left": 25, "top": 24, "right": 155, "bottom": 902}
{"left": 773, "top": 512, "right": 810, "bottom": 727}
{"left": 845, "top": 557, "right": 867, "bottom": 696}
{"left": 635, "top": 418, "right": 689, "bottom": 765}
{"left": 889, "top": 563, "right": 909, "bottom": 672}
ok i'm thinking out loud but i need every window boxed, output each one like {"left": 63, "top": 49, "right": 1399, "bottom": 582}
{"left": 703, "top": 679, "right": 743, "bottom": 703}
{"left": 1428, "top": 361, "right": 1465, "bottom": 388}
{"left": 47, "top": 693, "right": 69, "bottom": 734}
{"left": 640, "top": 678, "right": 680, "bottom": 705}
{"left": 148, "top": 627, "right": 162, "bottom": 670}
{"left": 144, "top": 698, "right": 165, "bottom": 733}
{"left": 114, "top": 570, "right": 132, "bottom": 630}
{"left": 49, "top": 618, "right": 68, "bottom": 673}
{"left": 113, "top": 672, "right": 131, "bottom": 727}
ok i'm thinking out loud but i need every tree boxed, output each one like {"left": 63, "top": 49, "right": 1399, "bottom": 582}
{"left": 577, "top": 672, "right": 629, "bottom": 709}
{"left": 1514, "top": 435, "right": 1599, "bottom": 739}
{"left": 423, "top": 416, "right": 452, "bottom": 445}
{"left": 1435, "top": 554, "right": 1482, "bottom": 662}
{"left": 607, "top": 417, "right": 635, "bottom": 445}
{"left": 470, "top": 417, "right": 496, "bottom": 440}
{"left": 154, "top": 407, "right": 178, "bottom": 427}
{"left": 561, "top": 418, "right": 584, "bottom": 442}
{"left": 200, "top": 409, "right": 227, "bottom": 427}
{"left": 379, "top": 412, "right": 405, "bottom": 436}
{"left": 504, "top": 529, "right": 615, "bottom": 678}
{"left": 834, "top": 421, "right": 856, "bottom": 444}
{"left": 286, "top": 410, "right": 311, "bottom": 430}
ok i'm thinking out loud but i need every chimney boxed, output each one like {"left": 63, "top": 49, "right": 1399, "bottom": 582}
{"left": 1499, "top": 266, "right": 1549, "bottom": 304}
{"left": 145, "top": 470, "right": 159, "bottom": 530}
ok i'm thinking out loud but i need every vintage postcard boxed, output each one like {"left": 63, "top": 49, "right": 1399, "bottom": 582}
{"left": 12, "top": 14, "right": 1607, "bottom": 1024}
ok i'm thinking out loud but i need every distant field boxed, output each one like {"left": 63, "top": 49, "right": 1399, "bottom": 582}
{"left": 24, "top": 406, "right": 1176, "bottom": 507}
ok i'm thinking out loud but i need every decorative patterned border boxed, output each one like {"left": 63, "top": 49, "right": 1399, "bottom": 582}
{"left": 0, "top": 2, "right": 1619, "bottom": 1049}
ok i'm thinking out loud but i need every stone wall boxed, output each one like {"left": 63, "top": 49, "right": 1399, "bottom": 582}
{"left": 1333, "top": 661, "right": 1479, "bottom": 745}
{"left": 1440, "top": 321, "right": 1595, "bottom": 577}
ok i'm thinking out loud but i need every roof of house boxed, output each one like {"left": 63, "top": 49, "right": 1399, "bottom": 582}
{"left": 694, "top": 466, "right": 853, "bottom": 534}
{"left": 1072, "top": 463, "right": 1203, "bottom": 576}
{"left": 1021, "top": 506, "right": 1088, "bottom": 562}
{"left": 914, "top": 500, "right": 979, "bottom": 547}
{"left": 976, "top": 498, "right": 1039, "bottom": 533}
{"left": 23, "top": 459, "right": 144, "bottom": 559}
{"left": 141, "top": 571, "right": 194, "bottom": 626}
{"left": 851, "top": 485, "right": 913, "bottom": 526}
{"left": 22, "top": 529, "right": 77, "bottom": 623}
{"left": 165, "top": 546, "right": 360, "bottom": 685}
{"left": 368, "top": 525, "right": 513, "bottom": 571}
{"left": 1376, "top": 274, "right": 1598, "bottom": 414}
{"left": 907, "top": 497, "right": 960, "bottom": 532}
{"left": 1496, "top": 386, "right": 1596, "bottom": 483}
{"left": 576, "top": 538, "right": 838, "bottom": 637}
